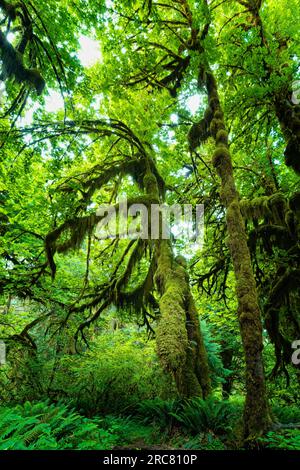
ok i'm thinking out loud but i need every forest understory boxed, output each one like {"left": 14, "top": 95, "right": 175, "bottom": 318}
{"left": 0, "top": 0, "right": 300, "bottom": 454}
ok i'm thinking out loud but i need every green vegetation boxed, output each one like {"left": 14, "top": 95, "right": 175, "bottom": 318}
{"left": 0, "top": 0, "right": 300, "bottom": 452}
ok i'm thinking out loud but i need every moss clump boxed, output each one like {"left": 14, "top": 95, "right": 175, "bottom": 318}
{"left": 212, "top": 146, "right": 231, "bottom": 169}
{"left": 214, "top": 110, "right": 224, "bottom": 120}
{"left": 216, "top": 129, "right": 228, "bottom": 145}
{"left": 240, "top": 196, "right": 272, "bottom": 221}
{"left": 143, "top": 170, "right": 159, "bottom": 198}
{"left": 187, "top": 108, "right": 214, "bottom": 150}
{"left": 188, "top": 121, "right": 208, "bottom": 150}
{"left": 267, "top": 193, "right": 286, "bottom": 224}
{"left": 174, "top": 255, "right": 187, "bottom": 268}
{"left": 239, "top": 193, "right": 288, "bottom": 224}
{"left": 210, "top": 118, "right": 225, "bottom": 138}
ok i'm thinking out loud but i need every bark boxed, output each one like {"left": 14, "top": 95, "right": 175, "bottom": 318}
{"left": 220, "top": 346, "right": 234, "bottom": 398}
{"left": 143, "top": 164, "right": 211, "bottom": 398}
{"left": 195, "top": 63, "right": 271, "bottom": 438}
{"left": 155, "top": 240, "right": 211, "bottom": 398}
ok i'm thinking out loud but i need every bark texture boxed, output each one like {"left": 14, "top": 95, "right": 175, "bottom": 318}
{"left": 191, "top": 62, "right": 271, "bottom": 438}
{"left": 144, "top": 164, "right": 211, "bottom": 398}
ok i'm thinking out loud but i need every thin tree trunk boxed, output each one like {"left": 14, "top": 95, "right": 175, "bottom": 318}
{"left": 194, "top": 63, "right": 271, "bottom": 438}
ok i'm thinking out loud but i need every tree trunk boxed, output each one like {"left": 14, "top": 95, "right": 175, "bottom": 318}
{"left": 221, "top": 346, "right": 234, "bottom": 398}
{"left": 143, "top": 166, "right": 211, "bottom": 398}
{"left": 194, "top": 64, "right": 271, "bottom": 438}
{"left": 155, "top": 239, "right": 211, "bottom": 398}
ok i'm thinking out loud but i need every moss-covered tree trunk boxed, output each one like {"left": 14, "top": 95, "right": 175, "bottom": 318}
{"left": 192, "top": 63, "right": 271, "bottom": 438}
{"left": 155, "top": 240, "right": 211, "bottom": 398}
{"left": 143, "top": 165, "right": 211, "bottom": 398}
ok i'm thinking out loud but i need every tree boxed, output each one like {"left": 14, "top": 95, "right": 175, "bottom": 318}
{"left": 0, "top": 0, "right": 299, "bottom": 445}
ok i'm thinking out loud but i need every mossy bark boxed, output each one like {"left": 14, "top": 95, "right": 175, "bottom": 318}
{"left": 196, "top": 64, "right": 271, "bottom": 438}
{"left": 143, "top": 165, "right": 211, "bottom": 398}
{"left": 155, "top": 240, "right": 211, "bottom": 398}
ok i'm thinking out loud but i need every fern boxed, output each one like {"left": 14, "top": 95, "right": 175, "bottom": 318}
{"left": 137, "top": 397, "right": 239, "bottom": 435}
{"left": 0, "top": 401, "right": 119, "bottom": 450}
{"left": 259, "top": 430, "right": 300, "bottom": 450}
{"left": 272, "top": 405, "right": 300, "bottom": 425}
{"left": 170, "top": 397, "right": 236, "bottom": 434}
{"left": 137, "top": 398, "right": 183, "bottom": 429}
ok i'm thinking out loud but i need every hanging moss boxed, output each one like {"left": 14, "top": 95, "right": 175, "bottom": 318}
{"left": 239, "top": 193, "right": 287, "bottom": 224}
{"left": 45, "top": 213, "right": 101, "bottom": 278}
{"left": 214, "top": 109, "right": 224, "bottom": 120}
{"left": 188, "top": 120, "right": 209, "bottom": 150}
{"left": 240, "top": 196, "right": 272, "bottom": 221}
{"left": 267, "top": 193, "right": 286, "bottom": 224}
{"left": 0, "top": 31, "right": 45, "bottom": 94}
{"left": 143, "top": 170, "right": 159, "bottom": 198}
{"left": 212, "top": 146, "right": 231, "bottom": 171}
{"left": 210, "top": 118, "right": 225, "bottom": 138}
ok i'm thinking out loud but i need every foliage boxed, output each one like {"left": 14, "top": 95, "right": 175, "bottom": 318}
{"left": 201, "top": 320, "right": 232, "bottom": 387}
{"left": 259, "top": 430, "right": 300, "bottom": 450}
{"left": 52, "top": 330, "right": 174, "bottom": 415}
{"left": 0, "top": 401, "right": 119, "bottom": 450}
{"left": 0, "top": 0, "right": 300, "bottom": 450}
{"left": 182, "top": 433, "right": 226, "bottom": 450}
{"left": 136, "top": 397, "right": 240, "bottom": 436}
{"left": 272, "top": 405, "right": 300, "bottom": 425}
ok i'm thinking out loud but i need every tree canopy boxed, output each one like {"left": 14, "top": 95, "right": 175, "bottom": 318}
{"left": 0, "top": 0, "right": 299, "bottom": 452}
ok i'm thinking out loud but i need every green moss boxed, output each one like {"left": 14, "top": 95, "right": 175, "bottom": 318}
{"left": 210, "top": 118, "right": 225, "bottom": 137}
{"left": 155, "top": 241, "right": 211, "bottom": 398}
{"left": 214, "top": 110, "right": 224, "bottom": 120}
{"left": 240, "top": 196, "right": 271, "bottom": 221}
{"left": 156, "top": 289, "right": 188, "bottom": 372}
{"left": 212, "top": 146, "right": 231, "bottom": 169}
{"left": 143, "top": 170, "right": 159, "bottom": 198}
{"left": 216, "top": 129, "right": 228, "bottom": 145}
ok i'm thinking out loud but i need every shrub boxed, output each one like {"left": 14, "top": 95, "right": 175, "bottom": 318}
{"left": 53, "top": 330, "right": 174, "bottom": 415}
{"left": 136, "top": 397, "right": 240, "bottom": 435}
{"left": 136, "top": 398, "right": 182, "bottom": 429}
{"left": 170, "top": 397, "right": 238, "bottom": 435}
{"left": 182, "top": 432, "right": 226, "bottom": 450}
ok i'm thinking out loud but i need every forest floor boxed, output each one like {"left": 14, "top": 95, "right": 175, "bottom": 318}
{"left": 1, "top": 398, "right": 300, "bottom": 450}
